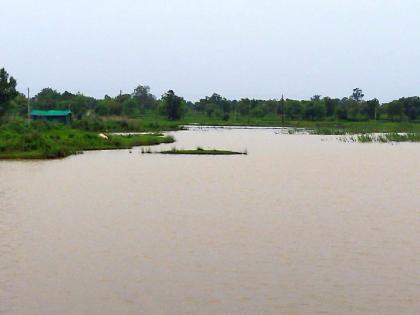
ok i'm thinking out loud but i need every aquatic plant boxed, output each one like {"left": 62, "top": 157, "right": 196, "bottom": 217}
{"left": 159, "top": 148, "right": 246, "bottom": 155}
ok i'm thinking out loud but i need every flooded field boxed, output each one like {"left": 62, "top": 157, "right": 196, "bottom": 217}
{"left": 1, "top": 128, "right": 419, "bottom": 314}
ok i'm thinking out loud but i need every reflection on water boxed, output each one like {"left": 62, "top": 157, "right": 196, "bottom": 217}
{"left": 0, "top": 128, "right": 419, "bottom": 314}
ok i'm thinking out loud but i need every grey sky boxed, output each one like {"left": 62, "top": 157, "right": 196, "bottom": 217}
{"left": 1, "top": 0, "right": 419, "bottom": 102}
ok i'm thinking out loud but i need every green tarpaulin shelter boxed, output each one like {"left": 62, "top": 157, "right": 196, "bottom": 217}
{"left": 31, "top": 109, "right": 72, "bottom": 124}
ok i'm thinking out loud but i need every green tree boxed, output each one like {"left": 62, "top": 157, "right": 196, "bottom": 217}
{"left": 336, "top": 98, "right": 350, "bottom": 119}
{"left": 237, "top": 98, "right": 251, "bottom": 116}
{"left": 324, "top": 97, "right": 339, "bottom": 117}
{"left": 311, "top": 95, "right": 322, "bottom": 101}
{"left": 365, "top": 99, "right": 380, "bottom": 120}
{"left": 133, "top": 85, "right": 156, "bottom": 111}
{"left": 264, "top": 100, "right": 279, "bottom": 115}
{"left": 346, "top": 99, "right": 361, "bottom": 120}
{"left": 0, "top": 68, "right": 18, "bottom": 117}
{"left": 351, "top": 88, "right": 364, "bottom": 102}
{"left": 198, "top": 93, "right": 231, "bottom": 118}
{"left": 115, "top": 93, "right": 131, "bottom": 104}
{"left": 33, "top": 88, "right": 61, "bottom": 109}
{"left": 385, "top": 101, "right": 404, "bottom": 121}
{"left": 122, "top": 98, "right": 139, "bottom": 116}
{"left": 60, "top": 93, "right": 96, "bottom": 118}
{"left": 304, "top": 100, "right": 326, "bottom": 120}
{"left": 161, "top": 90, "right": 185, "bottom": 120}
{"left": 250, "top": 103, "right": 268, "bottom": 118}
{"left": 96, "top": 97, "right": 122, "bottom": 116}
{"left": 399, "top": 97, "right": 420, "bottom": 120}
{"left": 8, "top": 93, "right": 28, "bottom": 116}
{"left": 285, "top": 100, "right": 303, "bottom": 119}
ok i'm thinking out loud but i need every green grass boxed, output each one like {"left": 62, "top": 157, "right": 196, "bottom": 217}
{"left": 158, "top": 147, "right": 247, "bottom": 155}
{"left": 73, "top": 115, "right": 183, "bottom": 132}
{"left": 340, "top": 133, "right": 420, "bottom": 143}
{"left": 0, "top": 120, "right": 174, "bottom": 160}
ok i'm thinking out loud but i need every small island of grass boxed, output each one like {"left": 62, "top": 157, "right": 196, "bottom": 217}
{"left": 158, "top": 147, "right": 247, "bottom": 155}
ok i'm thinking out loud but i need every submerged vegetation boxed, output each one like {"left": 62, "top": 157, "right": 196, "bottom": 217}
{"left": 339, "top": 133, "right": 420, "bottom": 143}
{"left": 0, "top": 120, "right": 174, "bottom": 159}
{"left": 158, "top": 147, "right": 247, "bottom": 155}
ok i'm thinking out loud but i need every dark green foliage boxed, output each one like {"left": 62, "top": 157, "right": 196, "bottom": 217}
{"left": 285, "top": 100, "right": 303, "bottom": 119}
{"left": 32, "top": 88, "right": 61, "bottom": 109}
{"left": 365, "top": 99, "right": 380, "bottom": 120}
{"left": 324, "top": 97, "right": 339, "bottom": 117}
{"left": 382, "top": 97, "right": 420, "bottom": 121}
{"left": 160, "top": 90, "right": 186, "bottom": 120}
{"left": 384, "top": 101, "right": 404, "bottom": 121}
{"left": 0, "top": 68, "right": 18, "bottom": 117}
{"left": 133, "top": 85, "right": 156, "bottom": 111}
{"left": 198, "top": 93, "right": 231, "bottom": 118}
{"left": 122, "top": 98, "right": 139, "bottom": 116}
{"left": 351, "top": 88, "right": 365, "bottom": 102}
{"left": 346, "top": 99, "right": 362, "bottom": 121}
{"left": 304, "top": 100, "right": 326, "bottom": 121}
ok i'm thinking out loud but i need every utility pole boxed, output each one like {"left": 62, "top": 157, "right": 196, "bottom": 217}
{"left": 27, "top": 88, "right": 31, "bottom": 124}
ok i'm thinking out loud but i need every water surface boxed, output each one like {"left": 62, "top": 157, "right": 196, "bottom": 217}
{"left": 1, "top": 128, "right": 419, "bottom": 314}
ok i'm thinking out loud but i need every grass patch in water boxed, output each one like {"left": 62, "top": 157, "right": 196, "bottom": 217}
{"left": 339, "top": 133, "right": 420, "bottom": 143}
{"left": 158, "top": 147, "right": 247, "bottom": 155}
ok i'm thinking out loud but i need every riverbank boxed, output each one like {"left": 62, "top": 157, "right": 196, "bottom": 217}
{"left": 0, "top": 121, "right": 174, "bottom": 160}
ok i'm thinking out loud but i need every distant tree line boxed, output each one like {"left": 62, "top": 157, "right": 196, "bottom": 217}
{"left": 194, "top": 88, "right": 419, "bottom": 122}
{"left": 1, "top": 68, "right": 419, "bottom": 122}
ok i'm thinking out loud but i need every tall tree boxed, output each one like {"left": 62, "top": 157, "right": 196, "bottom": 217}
{"left": 311, "top": 95, "right": 322, "bottom": 101}
{"left": 351, "top": 88, "right": 364, "bottom": 102}
{"left": 133, "top": 85, "right": 156, "bottom": 111}
{"left": 324, "top": 97, "right": 339, "bottom": 117}
{"left": 33, "top": 88, "right": 61, "bottom": 109}
{"left": 365, "top": 99, "right": 380, "bottom": 120}
{"left": 385, "top": 101, "right": 404, "bottom": 121}
{"left": 161, "top": 90, "right": 185, "bottom": 120}
{"left": 0, "top": 68, "right": 18, "bottom": 117}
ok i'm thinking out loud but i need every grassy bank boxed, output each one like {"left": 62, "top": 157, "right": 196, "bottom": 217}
{"left": 0, "top": 120, "right": 174, "bottom": 160}
{"left": 158, "top": 147, "right": 247, "bottom": 155}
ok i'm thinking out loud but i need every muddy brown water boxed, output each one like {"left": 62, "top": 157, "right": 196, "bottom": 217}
{"left": 0, "top": 128, "right": 419, "bottom": 314}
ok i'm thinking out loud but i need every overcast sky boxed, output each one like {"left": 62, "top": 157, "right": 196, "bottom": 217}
{"left": 1, "top": 0, "right": 419, "bottom": 102}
